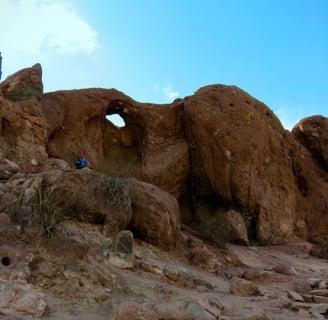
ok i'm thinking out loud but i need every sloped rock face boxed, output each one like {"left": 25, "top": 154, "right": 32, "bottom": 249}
{"left": 0, "top": 162, "right": 180, "bottom": 250}
{"left": 0, "top": 64, "right": 47, "bottom": 172}
{"left": 0, "top": 63, "right": 43, "bottom": 101}
{"left": 292, "top": 115, "right": 328, "bottom": 172}
{"left": 127, "top": 179, "right": 181, "bottom": 249}
{"left": 182, "top": 85, "right": 309, "bottom": 244}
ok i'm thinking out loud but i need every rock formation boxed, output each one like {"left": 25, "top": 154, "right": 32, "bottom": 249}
{"left": 0, "top": 64, "right": 328, "bottom": 319}
{"left": 1, "top": 64, "right": 328, "bottom": 246}
{"left": 292, "top": 115, "right": 328, "bottom": 172}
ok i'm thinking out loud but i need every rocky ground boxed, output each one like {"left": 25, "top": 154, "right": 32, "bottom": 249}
{"left": 1, "top": 212, "right": 328, "bottom": 320}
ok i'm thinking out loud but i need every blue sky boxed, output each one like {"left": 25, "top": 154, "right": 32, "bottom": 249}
{"left": 1, "top": 0, "right": 327, "bottom": 129}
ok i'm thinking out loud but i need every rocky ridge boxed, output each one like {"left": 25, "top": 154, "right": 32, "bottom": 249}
{"left": 0, "top": 64, "right": 328, "bottom": 319}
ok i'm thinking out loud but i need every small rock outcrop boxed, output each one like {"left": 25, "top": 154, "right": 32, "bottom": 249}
{"left": 0, "top": 64, "right": 47, "bottom": 172}
{"left": 0, "top": 63, "right": 43, "bottom": 101}
{"left": 292, "top": 115, "right": 328, "bottom": 172}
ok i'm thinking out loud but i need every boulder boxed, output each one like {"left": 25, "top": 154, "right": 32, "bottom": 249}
{"left": 0, "top": 279, "right": 47, "bottom": 317}
{"left": 127, "top": 179, "right": 181, "bottom": 250}
{"left": 0, "top": 158, "right": 21, "bottom": 180}
{"left": 183, "top": 85, "right": 300, "bottom": 243}
{"left": 0, "top": 63, "right": 43, "bottom": 101}
{"left": 230, "top": 276, "right": 260, "bottom": 296}
{"left": 108, "top": 230, "right": 134, "bottom": 269}
{"left": 0, "top": 64, "right": 47, "bottom": 172}
{"left": 111, "top": 300, "right": 158, "bottom": 320}
{"left": 292, "top": 115, "right": 328, "bottom": 172}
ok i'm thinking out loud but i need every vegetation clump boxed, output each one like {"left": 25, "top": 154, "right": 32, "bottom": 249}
{"left": 32, "top": 182, "right": 86, "bottom": 236}
{"left": 101, "top": 176, "right": 131, "bottom": 209}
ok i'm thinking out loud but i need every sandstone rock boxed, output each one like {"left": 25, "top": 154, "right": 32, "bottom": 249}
{"left": 310, "top": 244, "right": 328, "bottom": 259}
{"left": 163, "top": 266, "right": 194, "bottom": 288}
{"left": 183, "top": 84, "right": 309, "bottom": 244}
{"left": 108, "top": 230, "right": 134, "bottom": 269}
{"left": 242, "top": 270, "right": 273, "bottom": 282}
{"left": 184, "top": 301, "right": 217, "bottom": 320}
{"left": 0, "top": 279, "right": 47, "bottom": 317}
{"left": 111, "top": 300, "right": 158, "bottom": 320}
{"left": 1, "top": 170, "right": 133, "bottom": 236}
{"left": 1, "top": 166, "right": 182, "bottom": 250}
{"left": 0, "top": 158, "right": 21, "bottom": 180}
{"left": 309, "top": 303, "right": 328, "bottom": 315}
{"left": 197, "top": 298, "right": 222, "bottom": 318}
{"left": 0, "top": 63, "right": 43, "bottom": 101}
{"left": 313, "top": 296, "right": 328, "bottom": 304}
{"left": 128, "top": 178, "right": 181, "bottom": 250}
{"left": 292, "top": 115, "right": 328, "bottom": 172}
{"left": 221, "top": 209, "right": 249, "bottom": 246}
{"left": 230, "top": 276, "right": 260, "bottom": 296}
{"left": 290, "top": 301, "right": 328, "bottom": 317}
{"left": 1, "top": 63, "right": 326, "bottom": 246}
{"left": 298, "top": 308, "right": 311, "bottom": 318}
{"left": 287, "top": 290, "right": 304, "bottom": 302}
{"left": 41, "top": 88, "right": 189, "bottom": 198}
{"left": 310, "top": 289, "right": 328, "bottom": 297}
{"left": 273, "top": 263, "right": 297, "bottom": 276}
{"left": 38, "top": 158, "right": 71, "bottom": 172}
{"left": 0, "top": 72, "right": 48, "bottom": 171}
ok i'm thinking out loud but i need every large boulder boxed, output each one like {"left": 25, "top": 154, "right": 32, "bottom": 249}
{"left": 0, "top": 63, "right": 43, "bottom": 101}
{"left": 182, "top": 85, "right": 328, "bottom": 244}
{"left": 127, "top": 178, "right": 181, "bottom": 250}
{"left": 292, "top": 115, "right": 328, "bottom": 172}
{"left": 0, "top": 64, "right": 47, "bottom": 172}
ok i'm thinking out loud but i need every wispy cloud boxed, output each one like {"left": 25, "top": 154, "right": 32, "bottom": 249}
{"left": 163, "top": 83, "right": 179, "bottom": 101}
{"left": 0, "top": 0, "right": 98, "bottom": 65}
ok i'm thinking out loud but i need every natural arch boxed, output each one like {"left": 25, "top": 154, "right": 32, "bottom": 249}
{"left": 101, "top": 111, "right": 143, "bottom": 178}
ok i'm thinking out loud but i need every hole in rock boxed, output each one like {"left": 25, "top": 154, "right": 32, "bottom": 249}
{"left": 2, "top": 256, "right": 11, "bottom": 266}
{"left": 105, "top": 113, "right": 126, "bottom": 128}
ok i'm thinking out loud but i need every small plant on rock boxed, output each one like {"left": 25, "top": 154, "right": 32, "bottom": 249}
{"left": 32, "top": 182, "right": 86, "bottom": 236}
{"left": 101, "top": 176, "right": 131, "bottom": 209}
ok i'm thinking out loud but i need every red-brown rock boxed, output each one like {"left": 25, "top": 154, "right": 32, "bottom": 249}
{"left": 0, "top": 63, "right": 43, "bottom": 101}
{"left": 127, "top": 178, "right": 181, "bottom": 250}
{"left": 183, "top": 85, "right": 309, "bottom": 244}
{"left": 0, "top": 64, "right": 47, "bottom": 172}
{"left": 1, "top": 64, "right": 328, "bottom": 247}
{"left": 292, "top": 115, "right": 328, "bottom": 172}
{"left": 41, "top": 89, "right": 189, "bottom": 198}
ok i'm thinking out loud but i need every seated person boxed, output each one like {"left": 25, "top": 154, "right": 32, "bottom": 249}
{"left": 75, "top": 156, "right": 92, "bottom": 169}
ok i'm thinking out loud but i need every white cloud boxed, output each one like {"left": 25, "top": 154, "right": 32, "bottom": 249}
{"left": 163, "top": 83, "right": 179, "bottom": 101}
{"left": 0, "top": 0, "right": 98, "bottom": 70}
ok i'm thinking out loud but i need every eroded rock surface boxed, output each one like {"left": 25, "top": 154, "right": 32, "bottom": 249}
{"left": 0, "top": 64, "right": 328, "bottom": 319}
{"left": 292, "top": 115, "right": 328, "bottom": 172}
